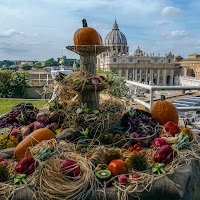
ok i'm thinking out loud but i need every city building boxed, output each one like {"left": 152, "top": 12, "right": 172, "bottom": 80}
{"left": 98, "top": 20, "right": 179, "bottom": 85}
{"left": 28, "top": 68, "right": 53, "bottom": 86}
{"left": 20, "top": 61, "right": 34, "bottom": 67}
{"left": 28, "top": 63, "right": 77, "bottom": 86}
{"left": 175, "top": 54, "right": 200, "bottom": 78}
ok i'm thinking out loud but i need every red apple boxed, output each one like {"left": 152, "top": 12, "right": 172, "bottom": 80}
{"left": 1, "top": 161, "right": 8, "bottom": 166}
{"left": 118, "top": 174, "right": 128, "bottom": 184}
{"left": 169, "top": 124, "right": 180, "bottom": 136}
{"left": 10, "top": 130, "right": 20, "bottom": 138}
{"left": 91, "top": 77, "right": 100, "bottom": 85}
{"left": 132, "top": 173, "right": 140, "bottom": 179}
{"left": 60, "top": 160, "right": 81, "bottom": 177}
{"left": 139, "top": 150, "right": 146, "bottom": 156}
{"left": 164, "top": 121, "right": 175, "bottom": 132}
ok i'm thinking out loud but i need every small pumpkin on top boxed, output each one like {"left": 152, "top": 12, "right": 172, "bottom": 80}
{"left": 150, "top": 95, "right": 179, "bottom": 125}
{"left": 73, "top": 19, "right": 103, "bottom": 46}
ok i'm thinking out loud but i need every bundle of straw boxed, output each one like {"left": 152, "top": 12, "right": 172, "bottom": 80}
{"left": 33, "top": 152, "right": 101, "bottom": 200}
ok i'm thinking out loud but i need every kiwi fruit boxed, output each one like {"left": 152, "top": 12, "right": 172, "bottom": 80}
{"left": 95, "top": 170, "right": 112, "bottom": 181}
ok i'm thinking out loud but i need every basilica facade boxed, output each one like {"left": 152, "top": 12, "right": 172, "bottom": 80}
{"left": 97, "top": 20, "right": 179, "bottom": 86}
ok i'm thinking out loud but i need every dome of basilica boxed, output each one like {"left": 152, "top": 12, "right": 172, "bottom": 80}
{"left": 104, "top": 20, "right": 127, "bottom": 45}
{"left": 134, "top": 46, "right": 144, "bottom": 56}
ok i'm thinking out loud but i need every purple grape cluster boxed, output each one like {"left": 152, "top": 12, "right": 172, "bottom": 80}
{"left": 0, "top": 109, "right": 36, "bottom": 128}
{"left": 126, "top": 114, "right": 160, "bottom": 146}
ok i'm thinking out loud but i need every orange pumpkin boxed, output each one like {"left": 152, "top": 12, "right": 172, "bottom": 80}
{"left": 14, "top": 128, "right": 56, "bottom": 161}
{"left": 73, "top": 19, "right": 103, "bottom": 46}
{"left": 150, "top": 95, "right": 179, "bottom": 125}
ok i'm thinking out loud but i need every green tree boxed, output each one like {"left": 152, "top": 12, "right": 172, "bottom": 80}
{"left": 11, "top": 72, "right": 29, "bottom": 97}
{"left": 0, "top": 71, "right": 13, "bottom": 97}
{"left": 0, "top": 60, "right": 14, "bottom": 68}
{"left": 57, "top": 58, "right": 61, "bottom": 63}
{"left": 62, "top": 58, "right": 77, "bottom": 66}
{"left": 9, "top": 66, "right": 19, "bottom": 71}
{"left": 45, "top": 58, "right": 59, "bottom": 66}
{"left": 22, "top": 64, "right": 32, "bottom": 70}
{"left": 0, "top": 71, "right": 28, "bottom": 98}
{"left": 34, "top": 62, "right": 43, "bottom": 68}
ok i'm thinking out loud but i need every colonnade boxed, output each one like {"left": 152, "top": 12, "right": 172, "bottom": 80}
{"left": 118, "top": 68, "right": 174, "bottom": 86}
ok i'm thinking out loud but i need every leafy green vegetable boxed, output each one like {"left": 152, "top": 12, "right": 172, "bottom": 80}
{"left": 172, "top": 132, "right": 190, "bottom": 150}
{"left": 152, "top": 163, "right": 165, "bottom": 175}
{"left": 35, "top": 147, "right": 52, "bottom": 161}
{"left": 80, "top": 128, "right": 89, "bottom": 137}
{"left": 16, "top": 112, "right": 29, "bottom": 125}
{"left": 92, "top": 110, "right": 100, "bottom": 114}
{"left": 14, "top": 174, "right": 27, "bottom": 185}
{"left": 128, "top": 108, "right": 136, "bottom": 117}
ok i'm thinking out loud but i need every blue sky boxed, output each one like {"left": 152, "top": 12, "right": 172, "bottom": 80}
{"left": 0, "top": 0, "right": 200, "bottom": 61}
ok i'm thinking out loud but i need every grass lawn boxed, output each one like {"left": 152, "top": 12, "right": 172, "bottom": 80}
{"left": 0, "top": 99, "right": 48, "bottom": 115}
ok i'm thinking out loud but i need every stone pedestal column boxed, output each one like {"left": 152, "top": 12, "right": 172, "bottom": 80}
{"left": 163, "top": 69, "right": 167, "bottom": 86}
{"left": 80, "top": 54, "right": 99, "bottom": 109}
{"left": 80, "top": 54, "right": 97, "bottom": 75}
{"left": 170, "top": 69, "right": 174, "bottom": 85}
{"left": 157, "top": 69, "right": 160, "bottom": 85}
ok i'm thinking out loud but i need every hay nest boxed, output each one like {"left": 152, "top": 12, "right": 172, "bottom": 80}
{"left": 53, "top": 71, "right": 108, "bottom": 103}
{"left": 62, "top": 112, "right": 123, "bottom": 135}
{"left": 33, "top": 152, "right": 101, "bottom": 200}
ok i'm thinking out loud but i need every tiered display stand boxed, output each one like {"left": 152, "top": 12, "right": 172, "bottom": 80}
{"left": 66, "top": 45, "right": 110, "bottom": 110}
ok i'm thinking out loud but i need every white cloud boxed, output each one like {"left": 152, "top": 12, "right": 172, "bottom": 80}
{"left": 0, "top": 29, "right": 24, "bottom": 37}
{"left": 161, "top": 6, "right": 183, "bottom": 17}
{"left": 161, "top": 30, "right": 189, "bottom": 40}
{"left": 157, "top": 21, "right": 169, "bottom": 26}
